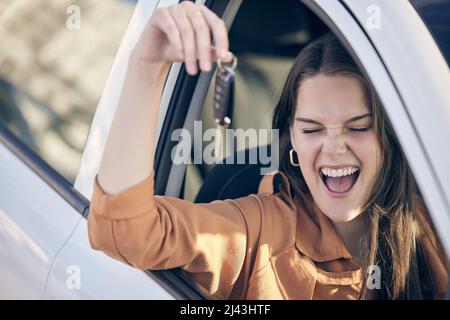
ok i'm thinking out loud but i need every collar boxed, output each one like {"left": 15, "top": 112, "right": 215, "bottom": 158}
{"left": 294, "top": 198, "right": 353, "bottom": 262}
{"left": 259, "top": 171, "right": 353, "bottom": 262}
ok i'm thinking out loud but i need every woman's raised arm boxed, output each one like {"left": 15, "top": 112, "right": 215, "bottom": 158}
{"left": 88, "top": 3, "right": 259, "bottom": 299}
{"left": 97, "top": 2, "right": 233, "bottom": 195}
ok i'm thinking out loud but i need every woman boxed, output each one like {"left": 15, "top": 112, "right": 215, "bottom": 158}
{"left": 88, "top": 2, "right": 448, "bottom": 299}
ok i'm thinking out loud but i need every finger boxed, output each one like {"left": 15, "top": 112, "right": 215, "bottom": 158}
{"left": 209, "top": 45, "right": 234, "bottom": 61}
{"left": 153, "top": 7, "right": 184, "bottom": 61}
{"left": 169, "top": 5, "right": 198, "bottom": 75}
{"left": 199, "top": 5, "right": 232, "bottom": 63}
{"left": 186, "top": 8, "right": 212, "bottom": 72}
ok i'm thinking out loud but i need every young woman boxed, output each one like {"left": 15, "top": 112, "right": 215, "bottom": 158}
{"left": 88, "top": 2, "right": 448, "bottom": 299}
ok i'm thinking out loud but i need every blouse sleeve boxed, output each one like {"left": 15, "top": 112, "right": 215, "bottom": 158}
{"left": 87, "top": 171, "right": 263, "bottom": 299}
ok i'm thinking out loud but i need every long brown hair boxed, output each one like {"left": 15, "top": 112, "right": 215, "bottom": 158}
{"left": 272, "top": 33, "right": 442, "bottom": 299}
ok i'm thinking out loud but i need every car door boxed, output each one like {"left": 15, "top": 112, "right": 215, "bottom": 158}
{"left": 0, "top": 127, "right": 84, "bottom": 299}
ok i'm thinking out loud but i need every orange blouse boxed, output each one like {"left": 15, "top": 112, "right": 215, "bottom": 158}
{"left": 87, "top": 170, "right": 448, "bottom": 299}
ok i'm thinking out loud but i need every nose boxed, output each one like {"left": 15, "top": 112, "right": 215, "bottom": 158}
{"left": 321, "top": 129, "right": 347, "bottom": 158}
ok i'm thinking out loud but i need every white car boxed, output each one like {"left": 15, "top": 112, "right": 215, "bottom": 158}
{"left": 1, "top": 0, "right": 449, "bottom": 299}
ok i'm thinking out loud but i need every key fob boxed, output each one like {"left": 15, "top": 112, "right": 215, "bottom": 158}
{"left": 214, "top": 66, "right": 235, "bottom": 127}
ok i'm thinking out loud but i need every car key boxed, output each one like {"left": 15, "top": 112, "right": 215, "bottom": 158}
{"left": 214, "top": 55, "right": 237, "bottom": 161}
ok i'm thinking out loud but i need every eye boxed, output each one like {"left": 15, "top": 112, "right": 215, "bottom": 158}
{"left": 302, "top": 129, "right": 322, "bottom": 134}
{"left": 349, "top": 127, "right": 370, "bottom": 132}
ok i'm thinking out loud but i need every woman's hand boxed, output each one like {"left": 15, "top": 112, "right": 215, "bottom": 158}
{"left": 132, "top": 1, "right": 233, "bottom": 75}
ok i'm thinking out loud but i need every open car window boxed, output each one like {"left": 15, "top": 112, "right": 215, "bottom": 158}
{"left": 177, "top": 0, "right": 449, "bottom": 299}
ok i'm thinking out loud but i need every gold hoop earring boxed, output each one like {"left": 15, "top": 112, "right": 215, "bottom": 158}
{"left": 289, "top": 149, "right": 300, "bottom": 167}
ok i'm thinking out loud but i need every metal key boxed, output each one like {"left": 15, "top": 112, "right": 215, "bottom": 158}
{"left": 213, "top": 55, "right": 237, "bottom": 161}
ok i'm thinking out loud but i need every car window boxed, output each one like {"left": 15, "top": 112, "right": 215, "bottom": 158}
{"left": 410, "top": 0, "right": 450, "bottom": 67}
{"left": 0, "top": 0, "right": 136, "bottom": 183}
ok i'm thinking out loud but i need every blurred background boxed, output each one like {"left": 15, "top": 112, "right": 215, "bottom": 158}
{"left": 0, "top": 0, "right": 137, "bottom": 183}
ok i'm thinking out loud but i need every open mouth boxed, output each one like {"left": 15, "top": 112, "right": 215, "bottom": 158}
{"left": 319, "top": 168, "right": 360, "bottom": 195}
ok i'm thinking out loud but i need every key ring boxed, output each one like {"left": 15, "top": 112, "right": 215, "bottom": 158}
{"left": 217, "top": 53, "right": 238, "bottom": 72}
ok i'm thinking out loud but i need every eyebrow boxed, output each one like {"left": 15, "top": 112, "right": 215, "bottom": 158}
{"left": 295, "top": 113, "right": 373, "bottom": 125}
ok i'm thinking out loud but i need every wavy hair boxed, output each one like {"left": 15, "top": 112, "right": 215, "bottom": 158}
{"left": 272, "top": 33, "right": 444, "bottom": 299}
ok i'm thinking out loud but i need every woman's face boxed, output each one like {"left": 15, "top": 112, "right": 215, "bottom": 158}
{"left": 290, "top": 74, "right": 382, "bottom": 222}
